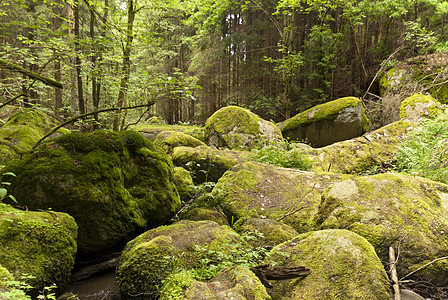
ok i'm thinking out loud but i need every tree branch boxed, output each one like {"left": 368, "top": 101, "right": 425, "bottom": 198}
{"left": 0, "top": 59, "right": 63, "bottom": 89}
{"left": 32, "top": 101, "right": 157, "bottom": 150}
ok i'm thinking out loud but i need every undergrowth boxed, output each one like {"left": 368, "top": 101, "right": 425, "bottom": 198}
{"left": 250, "top": 140, "right": 313, "bottom": 170}
{"left": 395, "top": 109, "right": 448, "bottom": 183}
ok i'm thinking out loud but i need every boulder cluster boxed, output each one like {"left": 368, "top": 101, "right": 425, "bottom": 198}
{"left": 0, "top": 91, "right": 447, "bottom": 300}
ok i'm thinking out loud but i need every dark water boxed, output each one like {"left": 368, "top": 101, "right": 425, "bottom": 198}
{"left": 66, "top": 271, "right": 120, "bottom": 300}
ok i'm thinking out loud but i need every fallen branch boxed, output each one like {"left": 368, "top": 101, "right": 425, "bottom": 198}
{"left": 0, "top": 59, "right": 63, "bottom": 89}
{"left": 389, "top": 247, "right": 401, "bottom": 300}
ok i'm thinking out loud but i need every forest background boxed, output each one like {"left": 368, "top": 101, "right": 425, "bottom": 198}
{"left": 1, "top": 0, "right": 447, "bottom": 129}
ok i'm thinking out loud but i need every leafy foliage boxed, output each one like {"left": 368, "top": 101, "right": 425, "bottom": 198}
{"left": 395, "top": 110, "right": 448, "bottom": 183}
{"left": 251, "top": 140, "right": 313, "bottom": 170}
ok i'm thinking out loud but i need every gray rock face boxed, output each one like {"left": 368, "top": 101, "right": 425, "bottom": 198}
{"left": 279, "top": 97, "right": 370, "bottom": 147}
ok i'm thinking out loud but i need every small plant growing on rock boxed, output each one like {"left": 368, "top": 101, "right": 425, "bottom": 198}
{"left": 395, "top": 110, "right": 448, "bottom": 183}
{"left": 0, "top": 166, "right": 16, "bottom": 203}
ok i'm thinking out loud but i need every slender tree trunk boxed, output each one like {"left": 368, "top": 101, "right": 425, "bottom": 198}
{"left": 53, "top": 3, "right": 63, "bottom": 114}
{"left": 74, "top": 0, "right": 85, "bottom": 115}
{"left": 113, "top": 0, "right": 136, "bottom": 131}
{"left": 68, "top": 3, "right": 79, "bottom": 112}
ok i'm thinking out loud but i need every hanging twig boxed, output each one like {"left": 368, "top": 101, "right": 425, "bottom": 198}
{"left": 0, "top": 93, "right": 29, "bottom": 110}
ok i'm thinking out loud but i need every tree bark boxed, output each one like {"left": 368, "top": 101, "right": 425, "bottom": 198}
{"left": 113, "top": 0, "right": 136, "bottom": 131}
{"left": 74, "top": 0, "right": 85, "bottom": 115}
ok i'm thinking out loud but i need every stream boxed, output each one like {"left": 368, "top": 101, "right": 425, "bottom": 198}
{"left": 66, "top": 271, "right": 120, "bottom": 300}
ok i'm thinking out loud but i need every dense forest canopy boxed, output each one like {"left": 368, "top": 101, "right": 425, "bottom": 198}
{"left": 0, "top": 0, "right": 447, "bottom": 127}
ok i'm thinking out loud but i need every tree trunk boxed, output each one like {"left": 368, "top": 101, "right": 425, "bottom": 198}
{"left": 113, "top": 0, "right": 136, "bottom": 131}
{"left": 74, "top": 0, "right": 85, "bottom": 115}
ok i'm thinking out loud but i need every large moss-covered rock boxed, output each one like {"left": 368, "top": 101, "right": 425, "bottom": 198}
{"left": 315, "top": 173, "right": 448, "bottom": 286}
{"left": 213, "top": 161, "right": 348, "bottom": 233}
{"left": 268, "top": 229, "right": 392, "bottom": 300}
{"left": 172, "top": 145, "right": 249, "bottom": 184}
{"left": 0, "top": 108, "right": 68, "bottom": 161}
{"left": 204, "top": 106, "right": 282, "bottom": 150}
{"left": 117, "top": 220, "right": 246, "bottom": 299}
{"left": 400, "top": 94, "right": 444, "bottom": 123}
{"left": 0, "top": 203, "right": 77, "bottom": 291}
{"left": 305, "top": 120, "right": 415, "bottom": 174}
{"left": 161, "top": 266, "right": 271, "bottom": 300}
{"left": 154, "top": 130, "right": 205, "bottom": 154}
{"left": 380, "top": 53, "right": 448, "bottom": 125}
{"left": 6, "top": 130, "right": 180, "bottom": 255}
{"left": 279, "top": 97, "right": 370, "bottom": 147}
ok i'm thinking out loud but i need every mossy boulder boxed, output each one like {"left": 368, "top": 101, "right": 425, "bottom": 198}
{"left": 380, "top": 54, "right": 448, "bottom": 125}
{"left": 0, "top": 108, "right": 68, "bottom": 161}
{"left": 172, "top": 145, "right": 249, "bottom": 184}
{"left": 181, "top": 208, "right": 229, "bottom": 226}
{"left": 315, "top": 173, "right": 448, "bottom": 286}
{"left": 0, "top": 203, "right": 77, "bottom": 291}
{"left": 135, "top": 124, "right": 204, "bottom": 142}
{"left": 400, "top": 94, "right": 444, "bottom": 123}
{"left": 305, "top": 120, "right": 415, "bottom": 174}
{"left": 173, "top": 167, "right": 194, "bottom": 202}
{"left": 213, "top": 161, "right": 349, "bottom": 233}
{"left": 279, "top": 97, "right": 370, "bottom": 147}
{"left": 117, "top": 220, "right": 246, "bottom": 299}
{"left": 236, "top": 218, "right": 299, "bottom": 248}
{"left": 268, "top": 229, "right": 392, "bottom": 300}
{"left": 204, "top": 106, "right": 282, "bottom": 150}
{"left": 154, "top": 130, "right": 205, "bottom": 154}
{"left": 6, "top": 130, "right": 180, "bottom": 255}
{"left": 161, "top": 266, "right": 271, "bottom": 300}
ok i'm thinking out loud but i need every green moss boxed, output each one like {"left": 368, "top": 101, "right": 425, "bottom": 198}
{"left": 5, "top": 130, "right": 180, "bottom": 255}
{"left": 172, "top": 146, "right": 248, "bottom": 184}
{"left": 0, "top": 204, "right": 77, "bottom": 291}
{"left": 182, "top": 208, "right": 229, "bottom": 225}
{"left": 204, "top": 106, "right": 282, "bottom": 150}
{"left": 155, "top": 130, "right": 205, "bottom": 154}
{"left": 399, "top": 94, "right": 443, "bottom": 120}
{"left": 117, "top": 220, "right": 246, "bottom": 299}
{"left": 268, "top": 229, "right": 392, "bottom": 300}
{"left": 133, "top": 124, "right": 205, "bottom": 142}
{"left": 282, "top": 97, "right": 361, "bottom": 131}
{"left": 173, "top": 167, "right": 194, "bottom": 202}
{"left": 316, "top": 173, "right": 448, "bottom": 285}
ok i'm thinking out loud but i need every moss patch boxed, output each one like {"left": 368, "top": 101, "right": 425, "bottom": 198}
{"left": 117, "top": 220, "right": 246, "bottom": 299}
{"left": 268, "top": 229, "right": 392, "bottom": 300}
{"left": 315, "top": 173, "right": 448, "bottom": 285}
{"left": 5, "top": 130, "right": 180, "bottom": 255}
{"left": 0, "top": 203, "right": 77, "bottom": 291}
{"left": 154, "top": 130, "right": 205, "bottom": 154}
{"left": 172, "top": 145, "right": 249, "bottom": 184}
{"left": 213, "top": 161, "right": 349, "bottom": 233}
{"left": 304, "top": 120, "right": 415, "bottom": 174}
{"left": 400, "top": 94, "right": 444, "bottom": 121}
{"left": 181, "top": 266, "right": 271, "bottom": 300}
{"left": 204, "top": 106, "right": 282, "bottom": 150}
